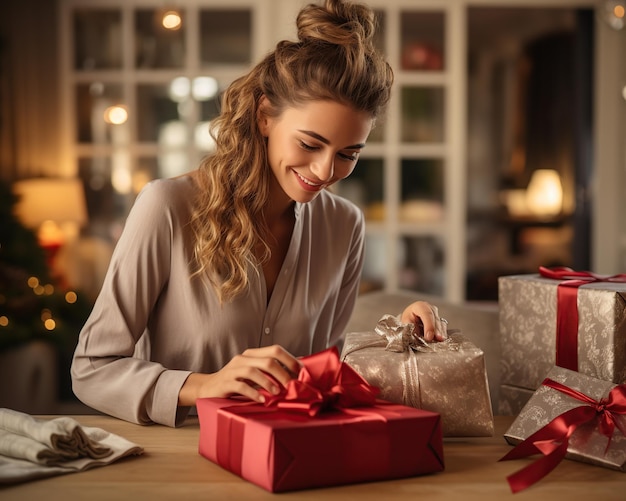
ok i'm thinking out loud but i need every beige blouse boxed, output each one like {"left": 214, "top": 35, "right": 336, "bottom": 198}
{"left": 71, "top": 174, "right": 365, "bottom": 427}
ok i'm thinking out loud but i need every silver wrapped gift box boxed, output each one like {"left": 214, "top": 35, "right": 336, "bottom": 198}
{"left": 340, "top": 314, "right": 494, "bottom": 437}
{"left": 504, "top": 365, "right": 626, "bottom": 472}
{"left": 499, "top": 273, "right": 626, "bottom": 414}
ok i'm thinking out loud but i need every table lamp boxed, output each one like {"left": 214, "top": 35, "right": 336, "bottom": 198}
{"left": 12, "top": 177, "right": 88, "bottom": 270}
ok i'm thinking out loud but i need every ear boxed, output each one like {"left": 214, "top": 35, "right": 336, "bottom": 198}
{"left": 256, "top": 95, "right": 271, "bottom": 137}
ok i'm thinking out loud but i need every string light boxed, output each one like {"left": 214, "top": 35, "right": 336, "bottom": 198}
{"left": 162, "top": 10, "right": 182, "bottom": 30}
{"left": 603, "top": 0, "right": 625, "bottom": 30}
{"left": 104, "top": 105, "right": 128, "bottom": 125}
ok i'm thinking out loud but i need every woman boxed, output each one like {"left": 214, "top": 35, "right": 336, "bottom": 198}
{"left": 71, "top": 0, "right": 447, "bottom": 427}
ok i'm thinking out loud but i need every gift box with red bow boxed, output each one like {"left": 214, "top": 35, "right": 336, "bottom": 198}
{"left": 501, "top": 366, "right": 626, "bottom": 493}
{"left": 341, "top": 315, "right": 493, "bottom": 437}
{"left": 197, "top": 347, "right": 445, "bottom": 493}
{"left": 498, "top": 267, "right": 626, "bottom": 414}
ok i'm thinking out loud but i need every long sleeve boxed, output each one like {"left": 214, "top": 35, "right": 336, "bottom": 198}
{"left": 71, "top": 179, "right": 194, "bottom": 427}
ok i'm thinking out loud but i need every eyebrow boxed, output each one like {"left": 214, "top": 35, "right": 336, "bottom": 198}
{"left": 298, "top": 130, "right": 366, "bottom": 150}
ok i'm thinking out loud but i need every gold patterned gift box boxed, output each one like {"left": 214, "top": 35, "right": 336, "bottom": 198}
{"left": 340, "top": 315, "right": 494, "bottom": 437}
{"left": 501, "top": 366, "right": 626, "bottom": 492}
{"left": 498, "top": 270, "right": 626, "bottom": 414}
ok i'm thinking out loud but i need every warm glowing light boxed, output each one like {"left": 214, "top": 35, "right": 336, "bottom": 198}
{"left": 44, "top": 318, "right": 56, "bottom": 330}
{"left": 43, "top": 284, "right": 54, "bottom": 295}
{"left": 104, "top": 105, "right": 128, "bottom": 125}
{"left": 526, "top": 169, "right": 563, "bottom": 217}
{"left": 132, "top": 170, "right": 152, "bottom": 194}
{"left": 162, "top": 10, "right": 182, "bottom": 30}
{"left": 41, "top": 309, "right": 52, "bottom": 321}
{"left": 28, "top": 276, "right": 40, "bottom": 288}
{"left": 192, "top": 77, "right": 219, "bottom": 101}
{"left": 169, "top": 77, "right": 190, "bottom": 102}
{"left": 33, "top": 285, "right": 45, "bottom": 296}
{"left": 160, "top": 121, "right": 187, "bottom": 147}
{"left": 38, "top": 220, "right": 65, "bottom": 247}
{"left": 65, "top": 291, "right": 78, "bottom": 304}
{"left": 605, "top": 0, "right": 626, "bottom": 30}
{"left": 112, "top": 166, "right": 133, "bottom": 194}
{"left": 0, "top": 316, "right": 8, "bottom": 327}
{"left": 195, "top": 122, "right": 216, "bottom": 151}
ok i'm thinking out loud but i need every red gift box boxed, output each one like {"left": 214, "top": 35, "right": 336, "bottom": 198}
{"left": 197, "top": 347, "right": 444, "bottom": 492}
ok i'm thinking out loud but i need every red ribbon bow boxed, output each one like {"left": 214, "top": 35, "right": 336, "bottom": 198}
{"left": 260, "top": 347, "right": 380, "bottom": 417}
{"left": 538, "top": 266, "right": 626, "bottom": 371}
{"left": 500, "top": 377, "right": 626, "bottom": 493}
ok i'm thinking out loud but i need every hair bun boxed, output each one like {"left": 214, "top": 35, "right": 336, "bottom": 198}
{"left": 296, "top": 0, "right": 376, "bottom": 50}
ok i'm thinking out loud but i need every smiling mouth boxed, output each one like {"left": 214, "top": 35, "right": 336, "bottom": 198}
{"left": 294, "top": 170, "right": 325, "bottom": 189}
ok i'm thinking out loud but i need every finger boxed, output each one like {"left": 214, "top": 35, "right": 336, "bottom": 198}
{"left": 225, "top": 360, "right": 285, "bottom": 397}
{"left": 235, "top": 351, "right": 297, "bottom": 388}
{"left": 425, "top": 305, "right": 450, "bottom": 342}
{"left": 401, "top": 302, "right": 438, "bottom": 341}
{"left": 224, "top": 378, "right": 269, "bottom": 404}
{"left": 434, "top": 315, "right": 448, "bottom": 341}
{"left": 242, "top": 346, "right": 302, "bottom": 381}
{"left": 422, "top": 305, "right": 438, "bottom": 341}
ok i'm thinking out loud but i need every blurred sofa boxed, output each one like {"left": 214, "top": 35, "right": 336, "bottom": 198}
{"left": 344, "top": 290, "right": 501, "bottom": 412}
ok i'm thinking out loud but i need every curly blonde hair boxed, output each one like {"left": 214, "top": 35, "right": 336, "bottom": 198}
{"left": 191, "top": 0, "right": 393, "bottom": 303}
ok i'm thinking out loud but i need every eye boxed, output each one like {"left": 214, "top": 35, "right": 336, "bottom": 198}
{"left": 338, "top": 151, "right": 359, "bottom": 162}
{"left": 299, "top": 141, "right": 317, "bottom": 152}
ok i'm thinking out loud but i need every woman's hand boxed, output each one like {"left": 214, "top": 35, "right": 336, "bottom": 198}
{"left": 178, "top": 345, "right": 302, "bottom": 406}
{"left": 400, "top": 301, "right": 447, "bottom": 342}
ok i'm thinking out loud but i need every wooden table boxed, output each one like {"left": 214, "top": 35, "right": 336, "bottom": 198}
{"left": 1, "top": 415, "right": 623, "bottom": 500}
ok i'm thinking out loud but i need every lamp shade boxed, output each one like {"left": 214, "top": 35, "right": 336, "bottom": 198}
{"left": 526, "top": 169, "right": 563, "bottom": 217}
{"left": 13, "top": 178, "right": 88, "bottom": 230}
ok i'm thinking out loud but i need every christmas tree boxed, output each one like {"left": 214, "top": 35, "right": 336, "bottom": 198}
{"left": 0, "top": 180, "right": 92, "bottom": 398}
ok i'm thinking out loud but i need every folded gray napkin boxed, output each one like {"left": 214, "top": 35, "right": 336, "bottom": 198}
{"left": 0, "top": 408, "right": 143, "bottom": 484}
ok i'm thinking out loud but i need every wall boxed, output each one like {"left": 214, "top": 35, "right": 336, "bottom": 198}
{"left": 0, "top": 0, "right": 60, "bottom": 181}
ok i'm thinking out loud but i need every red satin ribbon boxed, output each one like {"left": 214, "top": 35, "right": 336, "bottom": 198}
{"left": 500, "top": 377, "right": 626, "bottom": 493}
{"left": 215, "top": 347, "right": 383, "bottom": 474}
{"left": 260, "top": 346, "right": 380, "bottom": 416}
{"left": 538, "top": 266, "right": 626, "bottom": 370}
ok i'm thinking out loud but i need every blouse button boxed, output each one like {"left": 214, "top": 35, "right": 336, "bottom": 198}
{"left": 264, "top": 327, "right": 270, "bottom": 335}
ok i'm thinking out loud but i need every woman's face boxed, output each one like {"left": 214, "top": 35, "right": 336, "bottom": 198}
{"left": 259, "top": 98, "right": 373, "bottom": 205}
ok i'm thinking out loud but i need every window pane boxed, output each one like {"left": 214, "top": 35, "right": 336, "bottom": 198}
{"left": 134, "top": 157, "right": 159, "bottom": 191}
{"left": 136, "top": 83, "right": 188, "bottom": 143}
{"left": 368, "top": 122, "right": 385, "bottom": 143}
{"left": 75, "top": 83, "right": 125, "bottom": 143}
{"left": 199, "top": 83, "right": 223, "bottom": 122}
{"left": 200, "top": 10, "right": 251, "bottom": 65}
{"left": 362, "top": 234, "right": 387, "bottom": 292}
{"left": 400, "top": 158, "right": 444, "bottom": 222}
{"left": 400, "top": 11, "right": 444, "bottom": 71}
{"left": 135, "top": 9, "right": 185, "bottom": 69}
{"left": 401, "top": 87, "right": 445, "bottom": 143}
{"left": 336, "top": 158, "right": 385, "bottom": 222}
{"left": 398, "top": 235, "right": 444, "bottom": 295}
{"left": 73, "top": 9, "right": 122, "bottom": 70}
{"left": 79, "top": 157, "right": 122, "bottom": 229}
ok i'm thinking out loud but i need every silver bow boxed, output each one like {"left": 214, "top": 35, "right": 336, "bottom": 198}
{"left": 374, "top": 314, "right": 460, "bottom": 353}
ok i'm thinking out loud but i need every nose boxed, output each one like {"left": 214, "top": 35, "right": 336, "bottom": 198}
{"left": 310, "top": 154, "right": 334, "bottom": 182}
